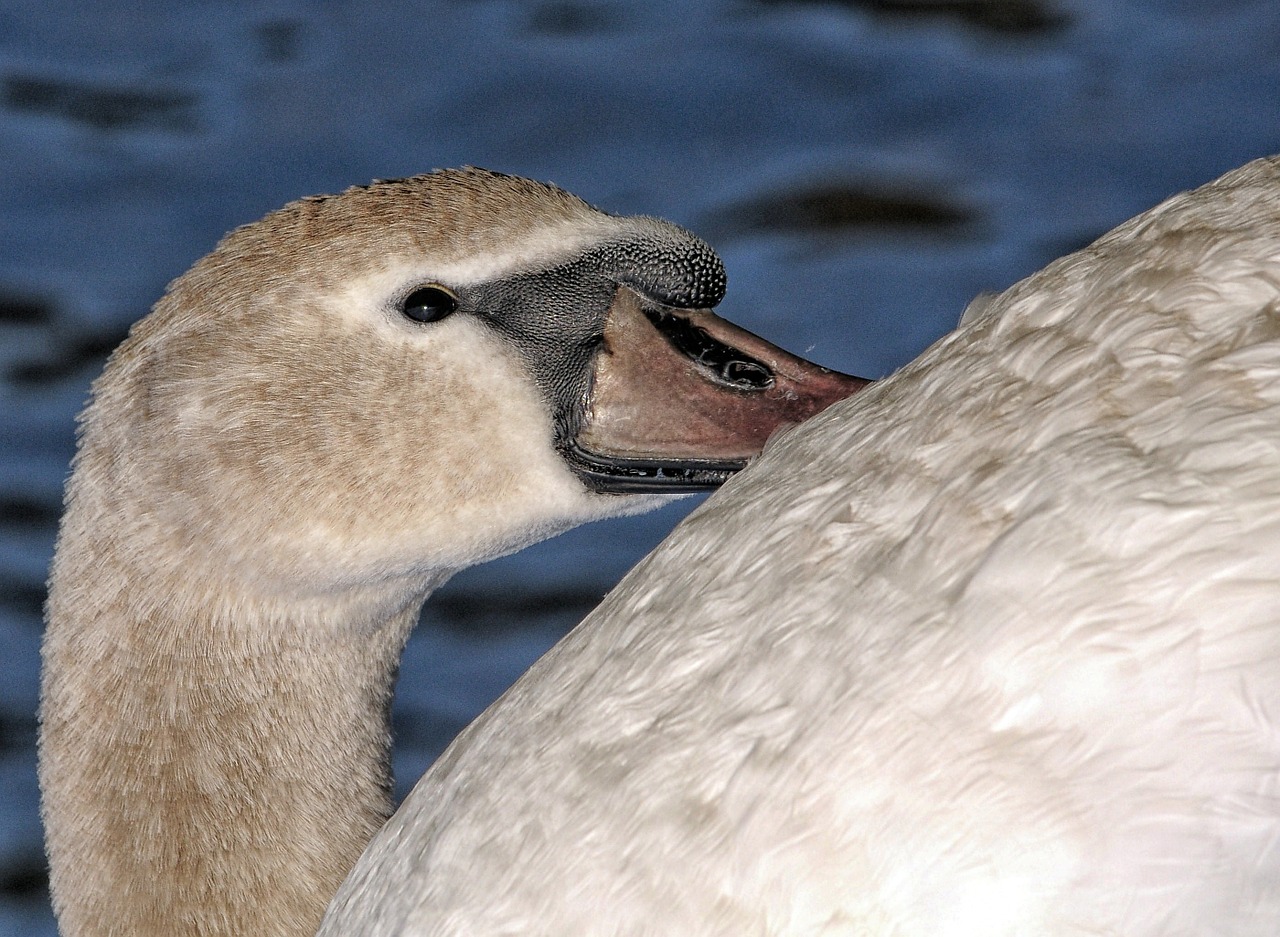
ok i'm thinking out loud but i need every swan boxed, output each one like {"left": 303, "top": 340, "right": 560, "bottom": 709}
{"left": 319, "top": 155, "right": 1280, "bottom": 936}
{"left": 37, "top": 169, "right": 865, "bottom": 937}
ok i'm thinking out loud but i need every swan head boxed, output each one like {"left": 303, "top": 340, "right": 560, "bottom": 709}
{"left": 44, "top": 169, "right": 867, "bottom": 937}
{"left": 67, "top": 169, "right": 864, "bottom": 605}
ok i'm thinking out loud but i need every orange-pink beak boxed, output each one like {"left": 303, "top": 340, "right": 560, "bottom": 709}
{"left": 564, "top": 287, "right": 868, "bottom": 492}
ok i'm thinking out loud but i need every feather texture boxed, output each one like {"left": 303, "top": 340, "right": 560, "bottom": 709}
{"left": 323, "top": 156, "right": 1280, "bottom": 936}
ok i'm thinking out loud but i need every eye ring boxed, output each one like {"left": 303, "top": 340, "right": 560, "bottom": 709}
{"left": 400, "top": 284, "right": 459, "bottom": 323}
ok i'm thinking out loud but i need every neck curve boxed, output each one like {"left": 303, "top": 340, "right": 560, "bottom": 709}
{"left": 40, "top": 515, "right": 439, "bottom": 937}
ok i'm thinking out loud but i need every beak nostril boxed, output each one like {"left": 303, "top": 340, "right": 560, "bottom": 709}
{"left": 721, "top": 359, "right": 773, "bottom": 389}
{"left": 644, "top": 307, "right": 775, "bottom": 390}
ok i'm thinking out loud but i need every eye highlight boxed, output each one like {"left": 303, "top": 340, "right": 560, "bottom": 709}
{"left": 401, "top": 285, "right": 459, "bottom": 323}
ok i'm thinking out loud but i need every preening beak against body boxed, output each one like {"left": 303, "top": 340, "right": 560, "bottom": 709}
{"left": 38, "top": 167, "right": 866, "bottom": 937}
{"left": 570, "top": 286, "right": 868, "bottom": 491}
{"left": 415, "top": 196, "right": 868, "bottom": 494}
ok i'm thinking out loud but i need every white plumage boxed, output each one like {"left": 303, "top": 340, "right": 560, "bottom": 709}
{"left": 322, "top": 156, "right": 1280, "bottom": 935}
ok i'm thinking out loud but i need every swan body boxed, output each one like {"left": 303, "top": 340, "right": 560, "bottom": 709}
{"left": 39, "top": 170, "right": 861, "bottom": 937}
{"left": 320, "top": 156, "right": 1280, "bottom": 936}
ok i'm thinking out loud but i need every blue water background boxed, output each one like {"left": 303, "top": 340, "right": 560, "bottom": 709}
{"left": 3, "top": 1, "right": 1280, "bottom": 932}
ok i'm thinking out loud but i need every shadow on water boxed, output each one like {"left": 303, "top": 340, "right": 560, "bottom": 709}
{"left": 0, "top": 296, "right": 52, "bottom": 328}
{"left": 706, "top": 179, "right": 977, "bottom": 243}
{"left": 0, "top": 861, "right": 47, "bottom": 912}
{"left": 3, "top": 75, "right": 201, "bottom": 133}
{"left": 750, "top": 0, "right": 1070, "bottom": 36}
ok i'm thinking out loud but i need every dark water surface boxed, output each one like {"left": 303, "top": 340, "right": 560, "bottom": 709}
{"left": 4, "top": 1, "right": 1279, "bottom": 932}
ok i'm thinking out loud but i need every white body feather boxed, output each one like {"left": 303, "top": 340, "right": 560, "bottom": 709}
{"left": 322, "top": 157, "right": 1280, "bottom": 935}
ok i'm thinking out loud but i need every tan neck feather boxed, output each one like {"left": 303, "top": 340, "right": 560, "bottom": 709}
{"left": 40, "top": 521, "right": 428, "bottom": 937}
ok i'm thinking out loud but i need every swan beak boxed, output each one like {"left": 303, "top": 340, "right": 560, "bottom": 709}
{"left": 564, "top": 287, "right": 869, "bottom": 492}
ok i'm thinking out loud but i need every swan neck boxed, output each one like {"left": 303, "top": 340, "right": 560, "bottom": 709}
{"left": 40, "top": 534, "right": 432, "bottom": 937}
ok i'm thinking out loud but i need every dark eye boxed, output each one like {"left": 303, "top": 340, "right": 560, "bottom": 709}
{"left": 401, "top": 285, "right": 458, "bottom": 323}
